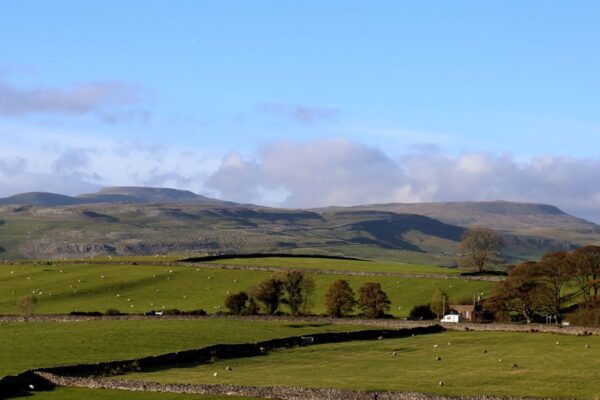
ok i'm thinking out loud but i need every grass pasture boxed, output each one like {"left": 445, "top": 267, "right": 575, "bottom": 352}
{"left": 25, "top": 387, "right": 261, "bottom": 400}
{"left": 0, "top": 263, "right": 491, "bottom": 316}
{"left": 207, "top": 256, "right": 459, "bottom": 275}
{"left": 121, "top": 331, "right": 600, "bottom": 399}
{"left": 0, "top": 319, "right": 366, "bottom": 378}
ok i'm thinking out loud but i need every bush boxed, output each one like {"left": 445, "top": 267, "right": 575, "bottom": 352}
{"left": 183, "top": 309, "right": 206, "bottom": 316}
{"left": 408, "top": 304, "right": 435, "bottom": 320}
{"left": 565, "top": 305, "right": 600, "bottom": 326}
{"left": 162, "top": 308, "right": 182, "bottom": 315}
{"left": 16, "top": 295, "right": 38, "bottom": 316}
{"left": 225, "top": 291, "right": 249, "bottom": 315}
{"left": 70, "top": 311, "right": 103, "bottom": 316}
{"left": 105, "top": 309, "right": 122, "bottom": 315}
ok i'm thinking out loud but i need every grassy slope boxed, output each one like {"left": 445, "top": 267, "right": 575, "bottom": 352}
{"left": 207, "top": 257, "right": 459, "bottom": 274}
{"left": 122, "top": 331, "right": 600, "bottom": 399}
{"left": 0, "top": 263, "right": 491, "bottom": 316}
{"left": 0, "top": 319, "right": 365, "bottom": 378}
{"left": 26, "top": 388, "right": 261, "bottom": 400}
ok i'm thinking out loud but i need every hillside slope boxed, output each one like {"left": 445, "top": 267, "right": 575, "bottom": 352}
{"left": 318, "top": 201, "right": 600, "bottom": 244}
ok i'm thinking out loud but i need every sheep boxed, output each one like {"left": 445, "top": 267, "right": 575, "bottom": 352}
{"left": 213, "top": 372, "right": 218, "bottom": 377}
{"left": 226, "top": 366, "right": 232, "bottom": 371}
{"left": 433, "top": 344, "right": 439, "bottom": 348}
{"left": 435, "top": 356, "right": 442, "bottom": 361}
{"left": 498, "top": 358, "right": 503, "bottom": 363}
{"left": 482, "top": 349, "right": 487, "bottom": 354}
{"left": 438, "top": 381, "right": 444, "bottom": 387}
{"left": 511, "top": 363, "right": 518, "bottom": 368}
{"left": 585, "top": 344, "right": 590, "bottom": 348}
{"left": 392, "top": 352, "right": 397, "bottom": 356}
{"left": 555, "top": 341, "right": 560, "bottom": 345}
{"left": 447, "top": 342, "right": 451, "bottom": 346}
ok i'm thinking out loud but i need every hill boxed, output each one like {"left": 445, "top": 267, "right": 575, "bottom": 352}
{"left": 0, "top": 188, "right": 598, "bottom": 261}
{"left": 0, "top": 187, "right": 235, "bottom": 207}
{"left": 318, "top": 201, "right": 600, "bottom": 244}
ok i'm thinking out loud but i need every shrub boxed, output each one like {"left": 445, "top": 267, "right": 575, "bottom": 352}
{"left": 184, "top": 309, "right": 207, "bottom": 316}
{"left": 162, "top": 308, "right": 182, "bottom": 315}
{"left": 70, "top": 311, "right": 103, "bottom": 316}
{"left": 225, "top": 291, "right": 249, "bottom": 315}
{"left": 16, "top": 295, "right": 38, "bottom": 316}
{"left": 408, "top": 304, "right": 435, "bottom": 320}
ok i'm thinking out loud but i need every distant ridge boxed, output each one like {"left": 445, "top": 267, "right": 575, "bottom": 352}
{"left": 0, "top": 192, "right": 90, "bottom": 207}
{"left": 0, "top": 187, "right": 235, "bottom": 207}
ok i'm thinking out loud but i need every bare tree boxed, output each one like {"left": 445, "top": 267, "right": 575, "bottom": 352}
{"left": 460, "top": 228, "right": 502, "bottom": 273}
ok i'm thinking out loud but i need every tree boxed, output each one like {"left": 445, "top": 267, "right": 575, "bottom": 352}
{"left": 357, "top": 282, "right": 391, "bottom": 319}
{"left": 535, "top": 251, "right": 572, "bottom": 316}
{"left": 408, "top": 304, "right": 435, "bottom": 320}
{"left": 484, "top": 261, "right": 551, "bottom": 323}
{"left": 17, "top": 295, "right": 38, "bottom": 316}
{"left": 224, "top": 291, "right": 249, "bottom": 315}
{"left": 460, "top": 228, "right": 502, "bottom": 273}
{"left": 251, "top": 278, "right": 284, "bottom": 315}
{"left": 430, "top": 288, "right": 449, "bottom": 318}
{"left": 325, "top": 279, "right": 356, "bottom": 317}
{"left": 277, "top": 270, "right": 316, "bottom": 316}
{"left": 569, "top": 246, "right": 600, "bottom": 304}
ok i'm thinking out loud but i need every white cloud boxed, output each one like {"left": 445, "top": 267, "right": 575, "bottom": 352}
{"left": 0, "top": 78, "right": 149, "bottom": 123}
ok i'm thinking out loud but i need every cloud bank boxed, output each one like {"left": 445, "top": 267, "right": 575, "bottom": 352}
{"left": 206, "top": 138, "right": 600, "bottom": 222}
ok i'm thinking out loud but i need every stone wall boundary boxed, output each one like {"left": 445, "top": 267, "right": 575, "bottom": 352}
{"left": 34, "top": 372, "right": 557, "bottom": 400}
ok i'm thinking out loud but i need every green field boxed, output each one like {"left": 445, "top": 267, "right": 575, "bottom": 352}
{"left": 121, "top": 331, "right": 600, "bottom": 399}
{"left": 25, "top": 388, "right": 260, "bottom": 400}
{"left": 0, "top": 319, "right": 366, "bottom": 378}
{"left": 207, "top": 257, "right": 459, "bottom": 274}
{"left": 0, "top": 263, "right": 490, "bottom": 316}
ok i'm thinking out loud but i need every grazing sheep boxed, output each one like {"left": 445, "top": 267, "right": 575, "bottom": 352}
{"left": 498, "top": 358, "right": 503, "bottom": 363}
{"left": 378, "top": 336, "right": 383, "bottom": 340}
{"left": 392, "top": 352, "right": 397, "bottom": 356}
{"left": 435, "top": 356, "right": 441, "bottom": 361}
{"left": 438, "top": 381, "right": 444, "bottom": 387}
{"left": 433, "top": 344, "right": 439, "bottom": 348}
{"left": 482, "top": 350, "right": 487, "bottom": 354}
{"left": 226, "top": 366, "right": 232, "bottom": 371}
{"left": 585, "top": 344, "right": 590, "bottom": 348}
{"left": 447, "top": 342, "right": 451, "bottom": 346}
{"left": 213, "top": 372, "right": 218, "bottom": 377}
{"left": 511, "top": 363, "right": 518, "bottom": 368}
{"left": 555, "top": 341, "right": 560, "bottom": 345}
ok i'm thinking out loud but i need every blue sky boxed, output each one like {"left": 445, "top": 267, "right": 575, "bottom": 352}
{"left": 1, "top": 1, "right": 600, "bottom": 220}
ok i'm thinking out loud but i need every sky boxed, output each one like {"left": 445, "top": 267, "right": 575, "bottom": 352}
{"left": 1, "top": 1, "right": 600, "bottom": 221}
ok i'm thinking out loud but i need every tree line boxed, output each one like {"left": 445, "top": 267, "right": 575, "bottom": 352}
{"left": 224, "top": 270, "right": 391, "bottom": 318}
{"left": 484, "top": 245, "right": 600, "bottom": 324}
